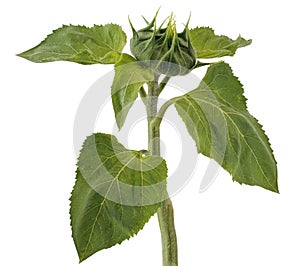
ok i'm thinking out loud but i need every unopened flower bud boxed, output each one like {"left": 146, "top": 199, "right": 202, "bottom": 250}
{"left": 130, "top": 13, "right": 197, "bottom": 76}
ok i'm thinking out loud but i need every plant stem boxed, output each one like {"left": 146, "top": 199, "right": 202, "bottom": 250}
{"left": 139, "top": 86, "right": 147, "bottom": 106}
{"left": 157, "top": 198, "right": 178, "bottom": 266}
{"left": 157, "top": 76, "right": 171, "bottom": 96}
{"left": 147, "top": 76, "right": 178, "bottom": 266}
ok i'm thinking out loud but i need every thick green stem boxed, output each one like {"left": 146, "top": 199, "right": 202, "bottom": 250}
{"left": 147, "top": 76, "right": 178, "bottom": 266}
{"left": 157, "top": 198, "right": 178, "bottom": 266}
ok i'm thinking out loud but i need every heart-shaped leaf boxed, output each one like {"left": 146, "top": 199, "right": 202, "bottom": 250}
{"left": 70, "top": 133, "right": 167, "bottom": 262}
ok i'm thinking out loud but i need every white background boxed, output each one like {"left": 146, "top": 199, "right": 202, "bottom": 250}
{"left": 1, "top": 0, "right": 300, "bottom": 265}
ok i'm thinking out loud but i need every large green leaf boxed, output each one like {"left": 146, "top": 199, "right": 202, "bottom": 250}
{"left": 190, "top": 27, "right": 251, "bottom": 58}
{"left": 111, "top": 54, "right": 154, "bottom": 129}
{"left": 70, "top": 133, "right": 167, "bottom": 262}
{"left": 17, "top": 24, "right": 126, "bottom": 64}
{"left": 175, "top": 62, "right": 278, "bottom": 192}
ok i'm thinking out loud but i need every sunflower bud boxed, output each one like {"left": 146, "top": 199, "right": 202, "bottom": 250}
{"left": 130, "top": 13, "right": 197, "bottom": 76}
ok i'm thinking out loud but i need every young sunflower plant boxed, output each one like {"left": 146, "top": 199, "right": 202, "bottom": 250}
{"left": 18, "top": 10, "right": 278, "bottom": 266}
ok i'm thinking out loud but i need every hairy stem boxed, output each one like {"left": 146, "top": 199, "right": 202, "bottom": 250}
{"left": 147, "top": 76, "right": 178, "bottom": 266}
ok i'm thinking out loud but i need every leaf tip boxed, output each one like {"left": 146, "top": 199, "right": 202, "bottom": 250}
{"left": 16, "top": 49, "right": 41, "bottom": 63}
{"left": 78, "top": 256, "right": 86, "bottom": 263}
{"left": 237, "top": 35, "right": 252, "bottom": 48}
{"left": 264, "top": 182, "right": 279, "bottom": 194}
{"left": 116, "top": 121, "right": 123, "bottom": 131}
{"left": 271, "top": 181, "right": 280, "bottom": 194}
{"left": 16, "top": 51, "right": 29, "bottom": 61}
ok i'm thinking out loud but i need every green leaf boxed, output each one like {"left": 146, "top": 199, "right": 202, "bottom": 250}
{"left": 175, "top": 62, "right": 278, "bottom": 192}
{"left": 70, "top": 133, "right": 167, "bottom": 262}
{"left": 111, "top": 54, "right": 154, "bottom": 129}
{"left": 17, "top": 24, "right": 126, "bottom": 64}
{"left": 190, "top": 27, "right": 251, "bottom": 58}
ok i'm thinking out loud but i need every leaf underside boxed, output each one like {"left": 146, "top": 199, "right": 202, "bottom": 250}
{"left": 190, "top": 27, "right": 251, "bottom": 58}
{"left": 175, "top": 62, "right": 278, "bottom": 192}
{"left": 70, "top": 133, "right": 167, "bottom": 262}
{"left": 17, "top": 24, "right": 126, "bottom": 64}
{"left": 111, "top": 54, "right": 154, "bottom": 129}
